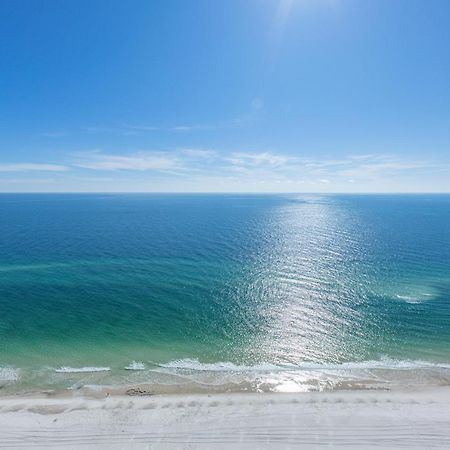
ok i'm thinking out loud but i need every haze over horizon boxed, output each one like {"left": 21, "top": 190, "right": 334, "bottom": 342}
{"left": 1, "top": 0, "right": 450, "bottom": 193}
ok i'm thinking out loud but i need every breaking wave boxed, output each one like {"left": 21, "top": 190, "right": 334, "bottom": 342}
{"left": 55, "top": 367, "right": 111, "bottom": 373}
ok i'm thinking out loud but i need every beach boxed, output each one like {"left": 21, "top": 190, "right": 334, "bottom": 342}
{"left": 1, "top": 388, "right": 450, "bottom": 448}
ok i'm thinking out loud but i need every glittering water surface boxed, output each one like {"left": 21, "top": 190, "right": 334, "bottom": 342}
{"left": 0, "top": 194, "right": 449, "bottom": 393}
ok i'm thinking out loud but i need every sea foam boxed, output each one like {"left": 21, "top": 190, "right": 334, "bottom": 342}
{"left": 0, "top": 367, "right": 19, "bottom": 382}
{"left": 55, "top": 367, "right": 111, "bottom": 373}
{"left": 125, "top": 361, "right": 146, "bottom": 370}
{"left": 157, "top": 358, "right": 450, "bottom": 372}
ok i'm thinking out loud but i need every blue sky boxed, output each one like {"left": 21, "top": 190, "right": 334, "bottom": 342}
{"left": 1, "top": 0, "right": 449, "bottom": 192}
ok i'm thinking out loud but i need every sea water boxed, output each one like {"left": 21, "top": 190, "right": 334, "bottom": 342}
{"left": 0, "top": 194, "right": 449, "bottom": 393}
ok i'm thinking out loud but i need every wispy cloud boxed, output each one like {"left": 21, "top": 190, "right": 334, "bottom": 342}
{"left": 218, "top": 151, "right": 450, "bottom": 187}
{"left": 335, "top": 155, "right": 440, "bottom": 179}
{"left": 75, "top": 123, "right": 218, "bottom": 136}
{"left": 121, "top": 124, "right": 159, "bottom": 132}
{"left": 180, "top": 149, "right": 217, "bottom": 159}
{"left": 75, "top": 151, "right": 179, "bottom": 171}
{"left": 50, "top": 99, "right": 266, "bottom": 138}
{"left": 0, "top": 163, "right": 69, "bottom": 172}
{"left": 2, "top": 150, "right": 448, "bottom": 193}
{"left": 172, "top": 126, "right": 195, "bottom": 132}
{"left": 122, "top": 122, "right": 229, "bottom": 133}
{"left": 0, "top": 177, "right": 59, "bottom": 184}
{"left": 71, "top": 150, "right": 447, "bottom": 182}
{"left": 227, "top": 152, "right": 291, "bottom": 167}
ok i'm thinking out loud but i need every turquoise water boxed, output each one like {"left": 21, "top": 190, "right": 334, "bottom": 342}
{"left": 1, "top": 194, "right": 449, "bottom": 393}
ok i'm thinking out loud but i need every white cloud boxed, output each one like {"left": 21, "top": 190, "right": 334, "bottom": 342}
{"left": 2, "top": 150, "right": 448, "bottom": 193}
{"left": 180, "top": 149, "right": 217, "bottom": 159}
{"left": 76, "top": 152, "right": 178, "bottom": 171}
{"left": 227, "top": 152, "right": 292, "bottom": 167}
{"left": 337, "top": 158, "right": 435, "bottom": 179}
{"left": 121, "top": 124, "right": 159, "bottom": 132}
{"left": 172, "top": 126, "right": 193, "bottom": 131}
{"left": 72, "top": 149, "right": 443, "bottom": 187}
{"left": 0, "top": 163, "right": 69, "bottom": 172}
{"left": 0, "top": 177, "right": 58, "bottom": 184}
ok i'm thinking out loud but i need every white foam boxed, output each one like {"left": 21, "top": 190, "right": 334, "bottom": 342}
{"left": 55, "top": 367, "right": 111, "bottom": 373}
{"left": 158, "top": 359, "right": 292, "bottom": 372}
{"left": 125, "top": 361, "right": 146, "bottom": 371}
{"left": 325, "top": 359, "right": 450, "bottom": 370}
{"left": 395, "top": 290, "right": 435, "bottom": 304}
{"left": 148, "top": 358, "right": 450, "bottom": 394}
{"left": 157, "top": 358, "right": 450, "bottom": 373}
{"left": 0, "top": 367, "right": 19, "bottom": 382}
{"left": 396, "top": 294, "right": 421, "bottom": 304}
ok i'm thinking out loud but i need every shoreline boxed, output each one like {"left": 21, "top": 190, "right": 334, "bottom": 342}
{"left": 1, "top": 387, "right": 450, "bottom": 448}
{"left": 1, "top": 376, "right": 448, "bottom": 400}
{"left": 3, "top": 357, "right": 450, "bottom": 398}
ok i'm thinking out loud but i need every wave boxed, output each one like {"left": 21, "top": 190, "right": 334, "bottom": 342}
{"left": 395, "top": 291, "right": 435, "bottom": 303}
{"left": 157, "top": 358, "right": 450, "bottom": 372}
{"left": 2, "top": 358, "right": 450, "bottom": 394}
{"left": 55, "top": 366, "right": 111, "bottom": 373}
{"left": 125, "top": 361, "right": 146, "bottom": 371}
{"left": 0, "top": 367, "right": 19, "bottom": 382}
{"left": 158, "top": 359, "right": 292, "bottom": 372}
{"left": 149, "top": 358, "right": 450, "bottom": 393}
{"left": 396, "top": 294, "right": 422, "bottom": 304}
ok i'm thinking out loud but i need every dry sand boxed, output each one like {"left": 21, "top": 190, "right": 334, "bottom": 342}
{"left": 1, "top": 388, "right": 450, "bottom": 449}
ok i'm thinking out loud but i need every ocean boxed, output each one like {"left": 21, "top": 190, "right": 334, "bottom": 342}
{"left": 0, "top": 193, "right": 449, "bottom": 394}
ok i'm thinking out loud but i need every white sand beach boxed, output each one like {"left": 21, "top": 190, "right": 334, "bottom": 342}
{"left": 1, "top": 388, "right": 450, "bottom": 449}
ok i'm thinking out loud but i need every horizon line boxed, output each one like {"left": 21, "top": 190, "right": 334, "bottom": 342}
{"left": 0, "top": 191, "right": 450, "bottom": 195}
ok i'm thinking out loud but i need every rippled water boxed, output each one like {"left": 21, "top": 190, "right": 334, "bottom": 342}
{"left": 0, "top": 194, "right": 449, "bottom": 393}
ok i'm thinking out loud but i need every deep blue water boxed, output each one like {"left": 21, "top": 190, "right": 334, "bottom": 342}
{"left": 0, "top": 194, "right": 449, "bottom": 393}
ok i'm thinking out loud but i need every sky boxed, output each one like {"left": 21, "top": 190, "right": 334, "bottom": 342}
{"left": 0, "top": 0, "right": 450, "bottom": 193}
